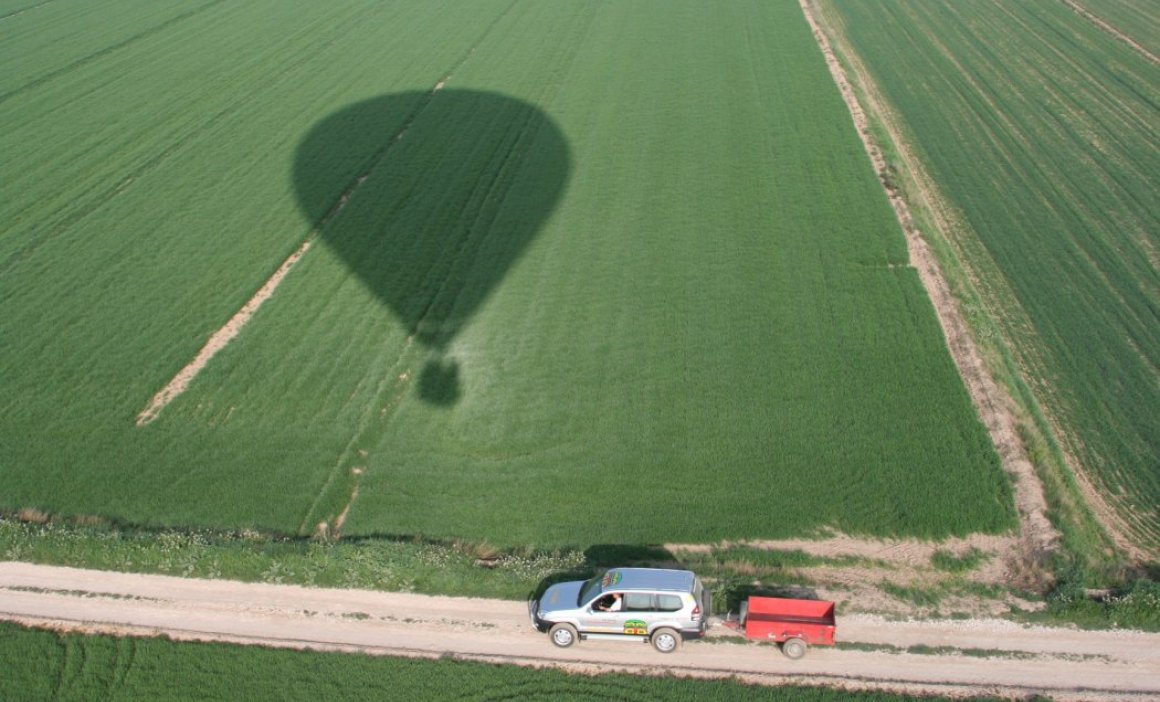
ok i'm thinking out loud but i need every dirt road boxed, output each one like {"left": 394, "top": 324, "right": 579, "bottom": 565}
{"left": 2, "top": 563, "right": 1158, "bottom": 700}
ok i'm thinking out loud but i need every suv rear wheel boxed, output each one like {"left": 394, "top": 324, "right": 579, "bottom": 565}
{"left": 549, "top": 623, "right": 578, "bottom": 648}
{"left": 651, "top": 627, "right": 681, "bottom": 653}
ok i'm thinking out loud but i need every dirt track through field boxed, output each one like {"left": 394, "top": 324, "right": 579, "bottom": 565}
{"left": 2, "top": 563, "right": 1158, "bottom": 701}
{"left": 136, "top": 239, "right": 313, "bottom": 426}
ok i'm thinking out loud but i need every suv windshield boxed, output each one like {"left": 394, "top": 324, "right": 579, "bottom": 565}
{"left": 577, "top": 575, "right": 603, "bottom": 606}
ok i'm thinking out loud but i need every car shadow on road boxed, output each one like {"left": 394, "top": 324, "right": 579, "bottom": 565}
{"left": 528, "top": 543, "right": 825, "bottom": 619}
{"left": 528, "top": 544, "right": 686, "bottom": 602}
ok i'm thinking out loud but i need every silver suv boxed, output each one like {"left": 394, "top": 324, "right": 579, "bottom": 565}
{"left": 530, "top": 568, "right": 711, "bottom": 653}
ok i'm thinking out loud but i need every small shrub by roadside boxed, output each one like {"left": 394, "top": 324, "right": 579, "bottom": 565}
{"left": 1036, "top": 573, "right": 1160, "bottom": 632}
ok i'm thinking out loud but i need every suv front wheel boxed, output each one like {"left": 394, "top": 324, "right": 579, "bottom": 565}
{"left": 549, "top": 623, "right": 578, "bottom": 648}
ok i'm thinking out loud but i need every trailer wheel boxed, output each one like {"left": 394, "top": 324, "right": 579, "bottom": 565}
{"left": 549, "top": 623, "right": 578, "bottom": 648}
{"left": 651, "top": 627, "right": 681, "bottom": 653}
{"left": 782, "top": 637, "right": 807, "bottom": 659}
{"left": 738, "top": 601, "right": 749, "bottom": 627}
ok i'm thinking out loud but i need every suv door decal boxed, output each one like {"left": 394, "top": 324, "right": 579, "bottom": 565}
{"left": 623, "top": 619, "right": 648, "bottom": 635}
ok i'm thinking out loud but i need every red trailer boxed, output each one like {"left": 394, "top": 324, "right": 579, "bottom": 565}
{"left": 723, "top": 595, "right": 836, "bottom": 659}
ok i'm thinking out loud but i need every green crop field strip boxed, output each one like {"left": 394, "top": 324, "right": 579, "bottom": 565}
{"left": 826, "top": 1, "right": 1159, "bottom": 548}
{"left": 1, "top": 1, "right": 1014, "bottom": 546}
{"left": 0, "top": 622, "right": 966, "bottom": 702}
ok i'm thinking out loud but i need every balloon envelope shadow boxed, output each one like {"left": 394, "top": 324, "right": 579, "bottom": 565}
{"left": 293, "top": 90, "right": 570, "bottom": 405}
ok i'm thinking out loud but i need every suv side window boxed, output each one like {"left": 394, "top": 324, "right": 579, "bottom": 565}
{"left": 623, "top": 592, "right": 654, "bottom": 611}
{"left": 656, "top": 594, "right": 684, "bottom": 612}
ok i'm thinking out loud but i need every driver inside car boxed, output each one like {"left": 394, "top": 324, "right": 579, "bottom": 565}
{"left": 596, "top": 593, "right": 623, "bottom": 612}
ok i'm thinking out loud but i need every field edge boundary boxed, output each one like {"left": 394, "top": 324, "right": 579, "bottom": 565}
{"left": 802, "top": 0, "right": 1156, "bottom": 566}
{"left": 798, "top": 0, "right": 1061, "bottom": 572}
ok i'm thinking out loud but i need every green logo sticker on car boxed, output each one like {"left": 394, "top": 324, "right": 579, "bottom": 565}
{"left": 624, "top": 619, "right": 648, "bottom": 636}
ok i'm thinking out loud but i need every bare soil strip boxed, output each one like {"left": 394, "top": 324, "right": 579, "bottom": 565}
{"left": 798, "top": 0, "right": 1058, "bottom": 568}
{"left": 2, "top": 563, "right": 1158, "bottom": 701}
{"left": 1060, "top": 0, "right": 1159, "bottom": 65}
{"left": 136, "top": 239, "right": 313, "bottom": 426}
{"left": 668, "top": 532, "right": 1015, "bottom": 571}
{"left": 669, "top": 532, "right": 1031, "bottom": 617}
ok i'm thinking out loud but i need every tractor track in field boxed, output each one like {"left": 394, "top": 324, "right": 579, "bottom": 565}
{"left": 0, "top": 0, "right": 229, "bottom": 104}
{"left": 1059, "top": 0, "right": 1159, "bottom": 66}
{"left": 0, "top": 0, "right": 57, "bottom": 22}
{"left": 799, "top": 0, "right": 1060, "bottom": 575}
{"left": 2, "top": 563, "right": 1159, "bottom": 701}
{"left": 1, "top": 2, "right": 366, "bottom": 280}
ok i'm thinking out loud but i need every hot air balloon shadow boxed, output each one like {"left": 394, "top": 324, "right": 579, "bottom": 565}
{"left": 293, "top": 89, "right": 570, "bottom": 405}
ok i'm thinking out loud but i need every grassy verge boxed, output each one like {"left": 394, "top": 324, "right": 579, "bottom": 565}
{"left": 880, "top": 580, "right": 1012, "bottom": 612}
{"left": 7, "top": 512, "right": 1158, "bottom": 634}
{"left": 1028, "top": 572, "right": 1160, "bottom": 632}
{"left": 0, "top": 515, "right": 845, "bottom": 611}
{"left": 835, "top": 640, "right": 1104, "bottom": 662}
{"left": 0, "top": 514, "right": 581, "bottom": 601}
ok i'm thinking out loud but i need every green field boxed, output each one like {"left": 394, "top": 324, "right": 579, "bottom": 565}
{"left": 826, "top": 0, "right": 1159, "bottom": 548}
{"left": 0, "top": 622, "right": 977, "bottom": 702}
{"left": 0, "top": 0, "right": 1014, "bottom": 546}
{"left": 1073, "top": 0, "right": 1159, "bottom": 56}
